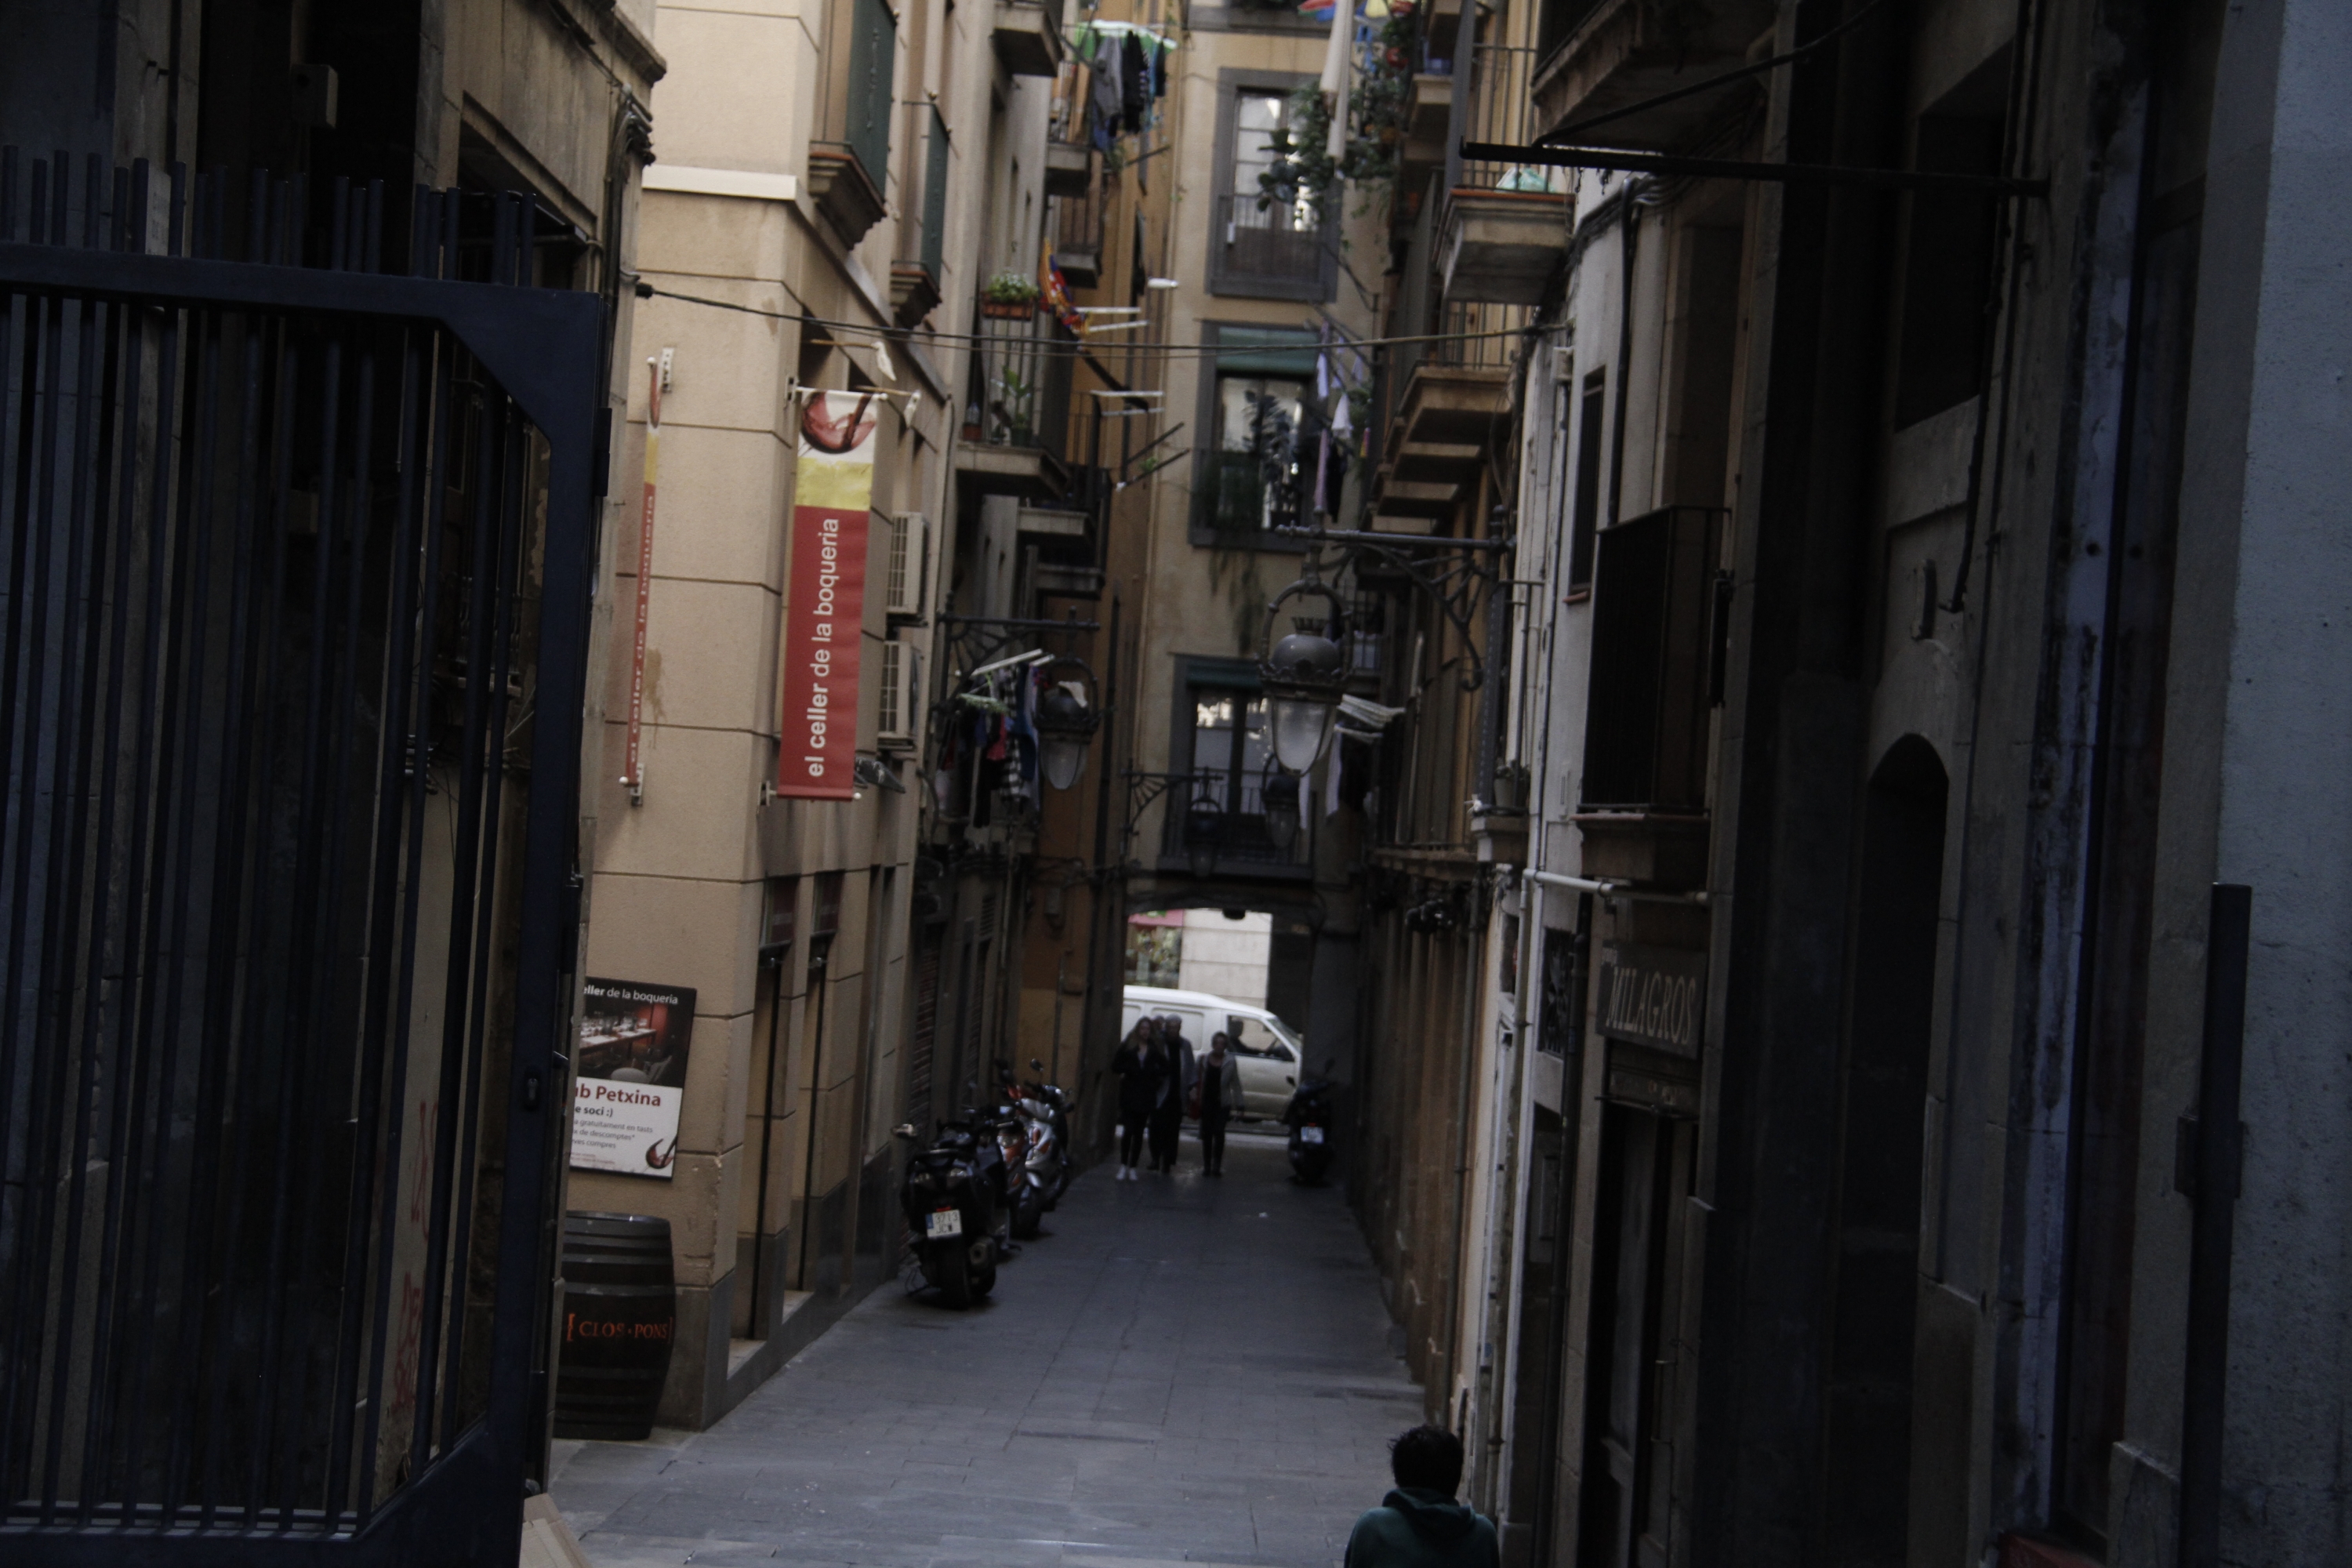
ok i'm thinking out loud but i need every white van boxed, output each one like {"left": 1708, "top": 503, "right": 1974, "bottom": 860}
{"left": 1120, "top": 985, "right": 1305, "bottom": 1119}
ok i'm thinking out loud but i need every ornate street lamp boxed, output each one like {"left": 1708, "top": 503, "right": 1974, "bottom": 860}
{"left": 1183, "top": 790, "right": 1225, "bottom": 878}
{"left": 1260, "top": 761, "right": 1301, "bottom": 851}
{"left": 1033, "top": 656, "right": 1101, "bottom": 791}
{"left": 1260, "top": 569, "right": 1349, "bottom": 775}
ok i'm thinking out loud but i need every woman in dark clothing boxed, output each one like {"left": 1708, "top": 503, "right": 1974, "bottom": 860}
{"left": 1198, "top": 1033, "right": 1243, "bottom": 1175}
{"left": 1148, "top": 1016, "right": 1192, "bottom": 1173}
{"left": 1110, "top": 1021, "right": 1164, "bottom": 1181}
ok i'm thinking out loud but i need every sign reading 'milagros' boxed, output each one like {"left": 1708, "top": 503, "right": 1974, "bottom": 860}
{"left": 1592, "top": 942, "right": 1707, "bottom": 1057}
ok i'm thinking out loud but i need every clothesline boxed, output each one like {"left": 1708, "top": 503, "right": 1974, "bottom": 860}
{"left": 1069, "top": 20, "right": 1176, "bottom": 45}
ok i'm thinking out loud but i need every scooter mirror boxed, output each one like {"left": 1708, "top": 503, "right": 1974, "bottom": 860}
{"left": 891, "top": 1122, "right": 919, "bottom": 1141}
{"left": 1029, "top": 1057, "right": 1043, "bottom": 1070}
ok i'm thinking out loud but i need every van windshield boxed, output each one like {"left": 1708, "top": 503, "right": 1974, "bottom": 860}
{"left": 1225, "top": 1011, "right": 1305, "bottom": 1061}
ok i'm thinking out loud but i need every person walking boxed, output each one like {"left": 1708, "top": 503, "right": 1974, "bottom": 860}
{"left": 1198, "top": 1033, "right": 1242, "bottom": 1175}
{"left": 1110, "top": 1021, "right": 1164, "bottom": 1181}
{"left": 1149, "top": 1015, "right": 1192, "bottom": 1173}
{"left": 1343, "top": 1427, "right": 1498, "bottom": 1568}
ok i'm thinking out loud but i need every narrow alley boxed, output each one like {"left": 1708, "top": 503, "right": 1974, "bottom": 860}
{"left": 548, "top": 1136, "right": 1421, "bottom": 1568}
{"left": 11, "top": 1, "right": 2352, "bottom": 1566}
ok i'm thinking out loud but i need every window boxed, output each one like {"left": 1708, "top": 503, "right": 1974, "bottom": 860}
{"left": 842, "top": 0, "right": 896, "bottom": 184}
{"left": 1209, "top": 371, "right": 1309, "bottom": 534}
{"left": 1569, "top": 370, "right": 1606, "bottom": 590}
{"left": 1893, "top": 53, "right": 2010, "bottom": 428}
{"left": 1209, "top": 77, "right": 1333, "bottom": 299}
{"left": 1192, "top": 688, "right": 1272, "bottom": 810}
{"left": 919, "top": 105, "right": 950, "bottom": 280}
{"left": 1196, "top": 326, "right": 1327, "bottom": 542}
{"left": 1227, "top": 1015, "right": 1294, "bottom": 1061}
{"left": 1163, "top": 658, "right": 1311, "bottom": 870}
{"left": 1580, "top": 505, "right": 1726, "bottom": 813}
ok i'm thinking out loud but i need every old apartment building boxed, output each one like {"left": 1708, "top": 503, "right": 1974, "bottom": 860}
{"left": 1326, "top": 0, "right": 2352, "bottom": 1565}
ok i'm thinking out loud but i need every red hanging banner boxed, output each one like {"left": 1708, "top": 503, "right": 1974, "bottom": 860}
{"left": 775, "top": 390, "right": 880, "bottom": 798}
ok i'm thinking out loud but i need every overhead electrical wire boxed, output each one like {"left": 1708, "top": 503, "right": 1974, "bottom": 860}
{"left": 633, "top": 281, "right": 1530, "bottom": 359}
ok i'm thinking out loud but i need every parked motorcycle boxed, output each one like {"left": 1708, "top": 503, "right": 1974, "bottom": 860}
{"left": 1024, "top": 1058, "right": 1074, "bottom": 1208}
{"left": 1000, "top": 1058, "right": 1073, "bottom": 1215}
{"left": 894, "top": 1118, "right": 1000, "bottom": 1308}
{"left": 1281, "top": 1063, "right": 1337, "bottom": 1185}
{"left": 991, "top": 1102, "right": 1050, "bottom": 1240}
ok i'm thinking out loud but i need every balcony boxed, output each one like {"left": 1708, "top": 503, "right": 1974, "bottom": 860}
{"left": 1045, "top": 138, "right": 1092, "bottom": 197}
{"left": 1532, "top": 0, "right": 1776, "bottom": 151}
{"left": 1403, "top": 73, "right": 1454, "bottom": 169}
{"left": 1209, "top": 193, "right": 1334, "bottom": 302}
{"left": 1442, "top": 45, "right": 1568, "bottom": 305}
{"left": 809, "top": 0, "right": 897, "bottom": 247}
{"left": 992, "top": 0, "right": 1065, "bottom": 77}
{"left": 1150, "top": 773, "right": 1316, "bottom": 880}
{"left": 1203, "top": 449, "right": 1308, "bottom": 542}
{"left": 1375, "top": 299, "right": 1523, "bottom": 526}
{"left": 807, "top": 143, "right": 887, "bottom": 248}
{"left": 956, "top": 299, "right": 1074, "bottom": 499}
{"left": 890, "top": 263, "right": 941, "bottom": 327}
{"left": 1054, "top": 180, "right": 1104, "bottom": 288}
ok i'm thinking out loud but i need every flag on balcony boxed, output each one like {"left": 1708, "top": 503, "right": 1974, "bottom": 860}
{"left": 1041, "top": 247, "right": 1085, "bottom": 334}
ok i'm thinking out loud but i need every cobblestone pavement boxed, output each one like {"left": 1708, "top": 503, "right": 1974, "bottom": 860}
{"left": 548, "top": 1131, "right": 1425, "bottom": 1568}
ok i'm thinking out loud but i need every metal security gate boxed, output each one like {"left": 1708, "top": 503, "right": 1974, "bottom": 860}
{"left": 0, "top": 154, "right": 601, "bottom": 1565}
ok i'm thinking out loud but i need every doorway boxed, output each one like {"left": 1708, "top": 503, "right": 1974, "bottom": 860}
{"left": 1577, "top": 1102, "right": 1691, "bottom": 1568}
{"left": 1819, "top": 735, "right": 1947, "bottom": 1562}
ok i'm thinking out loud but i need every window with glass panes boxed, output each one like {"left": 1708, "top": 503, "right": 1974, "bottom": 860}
{"left": 1209, "top": 371, "right": 1308, "bottom": 533}
{"left": 1191, "top": 686, "right": 1272, "bottom": 817}
{"left": 1216, "top": 89, "right": 1324, "bottom": 292}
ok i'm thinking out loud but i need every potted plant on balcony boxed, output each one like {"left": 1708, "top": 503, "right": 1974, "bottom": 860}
{"left": 982, "top": 270, "right": 1042, "bottom": 318}
{"left": 989, "top": 364, "right": 1036, "bottom": 446}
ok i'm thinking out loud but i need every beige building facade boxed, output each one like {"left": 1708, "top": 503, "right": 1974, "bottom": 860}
{"left": 578, "top": 0, "right": 1066, "bottom": 1428}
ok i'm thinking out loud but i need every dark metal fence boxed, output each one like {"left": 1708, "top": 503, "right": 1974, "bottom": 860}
{"left": 969, "top": 300, "right": 1075, "bottom": 465}
{"left": 0, "top": 151, "right": 599, "bottom": 1564}
{"left": 1153, "top": 772, "right": 1316, "bottom": 871}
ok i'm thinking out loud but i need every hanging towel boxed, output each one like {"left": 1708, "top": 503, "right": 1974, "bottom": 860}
{"left": 1093, "top": 34, "right": 1127, "bottom": 134}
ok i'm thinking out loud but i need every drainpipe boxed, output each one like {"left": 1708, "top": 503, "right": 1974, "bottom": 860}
{"left": 2179, "top": 883, "right": 2251, "bottom": 1568}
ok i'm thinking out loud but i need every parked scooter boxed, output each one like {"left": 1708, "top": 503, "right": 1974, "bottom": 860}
{"left": 894, "top": 1118, "right": 1001, "bottom": 1308}
{"left": 992, "top": 1102, "right": 1049, "bottom": 1240}
{"left": 1281, "top": 1062, "right": 1338, "bottom": 1185}
{"left": 1023, "top": 1058, "right": 1075, "bottom": 1209}
{"left": 999, "top": 1058, "right": 1074, "bottom": 1215}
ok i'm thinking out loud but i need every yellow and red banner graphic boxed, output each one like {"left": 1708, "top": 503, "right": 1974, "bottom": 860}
{"left": 776, "top": 390, "right": 880, "bottom": 798}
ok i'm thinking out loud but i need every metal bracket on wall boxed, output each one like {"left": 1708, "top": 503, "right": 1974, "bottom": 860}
{"left": 1458, "top": 141, "right": 2052, "bottom": 198}
{"left": 1272, "top": 527, "right": 1512, "bottom": 693}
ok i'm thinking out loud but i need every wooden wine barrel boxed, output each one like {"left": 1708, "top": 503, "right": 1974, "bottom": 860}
{"left": 553, "top": 1211, "right": 677, "bottom": 1441}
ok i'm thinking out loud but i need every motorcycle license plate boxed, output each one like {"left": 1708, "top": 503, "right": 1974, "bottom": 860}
{"left": 925, "top": 1207, "right": 963, "bottom": 1239}
{"left": 1299, "top": 1126, "right": 1325, "bottom": 1145}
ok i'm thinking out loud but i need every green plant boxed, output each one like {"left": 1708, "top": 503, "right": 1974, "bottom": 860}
{"left": 1258, "top": 2, "right": 1423, "bottom": 223}
{"left": 984, "top": 270, "right": 1042, "bottom": 305}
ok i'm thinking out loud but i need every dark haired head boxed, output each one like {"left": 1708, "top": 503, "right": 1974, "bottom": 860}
{"left": 1388, "top": 1425, "right": 1463, "bottom": 1495}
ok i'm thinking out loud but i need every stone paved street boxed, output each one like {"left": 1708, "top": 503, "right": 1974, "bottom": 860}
{"left": 549, "top": 1132, "right": 1425, "bottom": 1567}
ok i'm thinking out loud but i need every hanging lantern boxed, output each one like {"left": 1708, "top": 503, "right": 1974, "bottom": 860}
{"left": 1261, "top": 764, "right": 1301, "bottom": 851}
{"left": 1033, "top": 658, "right": 1100, "bottom": 792}
{"left": 1184, "top": 793, "right": 1225, "bottom": 878}
{"left": 1260, "top": 568, "right": 1349, "bottom": 776}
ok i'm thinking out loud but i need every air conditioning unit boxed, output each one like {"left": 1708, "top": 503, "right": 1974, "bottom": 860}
{"left": 884, "top": 511, "right": 929, "bottom": 622}
{"left": 876, "top": 639, "right": 919, "bottom": 752}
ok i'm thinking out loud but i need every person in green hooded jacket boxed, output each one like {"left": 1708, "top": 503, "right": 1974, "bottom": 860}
{"left": 1344, "top": 1425, "right": 1501, "bottom": 1568}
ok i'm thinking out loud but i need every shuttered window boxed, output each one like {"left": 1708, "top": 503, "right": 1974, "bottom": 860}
{"left": 844, "top": 0, "right": 896, "bottom": 188}
{"left": 920, "top": 105, "right": 951, "bottom": 278}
